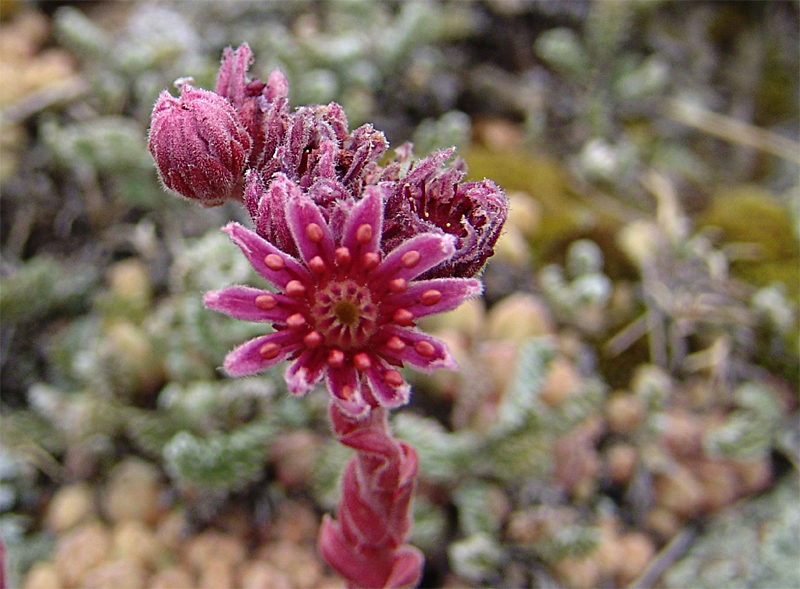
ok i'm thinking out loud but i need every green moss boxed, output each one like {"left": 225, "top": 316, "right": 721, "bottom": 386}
{"left": 464, "top": 148, "right": 621, "bottom": 262}
{"left": 700, "top": 186, "right": 799, "bottom": 298}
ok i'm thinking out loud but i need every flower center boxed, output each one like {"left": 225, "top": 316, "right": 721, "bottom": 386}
{"left": 332, "top": 299, "right": 359, "bottom": 326}
{"left": 312, "top": 280, "right": 378, "bottom": 349}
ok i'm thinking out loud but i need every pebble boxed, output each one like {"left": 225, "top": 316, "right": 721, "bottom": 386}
{"left": 83, "top": 558, "right": 147, "bottom": 589}
{"left": 102, "top": 458, "right": 164, "bottom": 525}
{"left": 148, "top": 566, "right": 195, "bottom": 589}
{"left": 22, "top": 562, "right": 62, "bottom": 589}
{"left": 45, "top": 482, "right": 96, "bottom": 533}
{"left": 113, "top": 519, "right": 163, "bottom": 569}
{"left": 53, "top": 521, "right": 112, "bottom": 587}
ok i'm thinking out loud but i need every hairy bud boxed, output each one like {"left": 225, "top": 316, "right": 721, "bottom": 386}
{"left": 148, "top": 85, "right": 251, "bottom": 207}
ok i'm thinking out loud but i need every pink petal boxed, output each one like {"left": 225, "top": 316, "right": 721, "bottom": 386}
{"left": 326, "top": 365, "right": 371, "bottom": 418}
{"left": 203, "top": 286, "right": 297, "bottom": 323}
{"left": 284, "top": 348, "right": 328, "bottom": 395}
{"left": 341, "top": 185, "right": 383, "bottom": 255}
{"left": 222, "top": 330, "right": 302, "bottom": 377}
{"left": 214, "top": 43, "right": 254, "bottom": 108}
{"left": 222, "top": 222, "right": 310, "bottom": 290}
{"left": 364, "top": 357, "right": 411, "bottom": 409}
{"left": 370, "top": 232, "right": 456, "bottom": 286}
{"left": 377, "top": 325, "right": 457, "bottom": 372}
{"left": 382, "top": 277, "right": 482, "bottom": 319}
{"left": 284, "top": 191, "right": 335, "bottom": 266}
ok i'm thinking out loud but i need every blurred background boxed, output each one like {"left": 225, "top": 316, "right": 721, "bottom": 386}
{"left": 1, "top": 1, "right": 797, "bottom": 587}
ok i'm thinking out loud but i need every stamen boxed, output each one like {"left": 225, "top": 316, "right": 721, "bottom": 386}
{"left": 400, "top": 250, "right": 420, "bottom": 268}
{"left": 385, "top": 336, "right": 406, "bottom": 353}
{"left": 356, "top": 224, "right": 373, "bottom": 245}
{"left": 259, "top": 342, "right": 281, "bottom": 360}
{"left": 285, "top": 280, "right": 306, "bottom": 297}
{"left": 362, "top": 252, "right": 380, "bottom": 270}
{"left": 335, "top": 247, "right": 352, "bottom": 267}
{"left": 414, "top": 340, "right": 436, "bottom": 357}
{"left": 327, "top": 349, "right": 345, "bottom": 367}
{"left": 308, "top": 256, "right": 326, "bottom": 274}
{"left": 420, "top": 289, "right": 442, "bottom": 306}
{"left": 255, "top": 294, "right": 277, "bottom": 310}
{"left": 393, "top": 308, "right": 414, "bottom": 326}
{"left": 265, "top": 253, "right": 285, "bottom": 271}
{"left": 306, "top": 223, "right": 324, "bottom": 243}
{"left": 389, "top": 278, "right": 407, "bottom": 294}
{"left": 303, "top": 331, "right": 322, "bottom": 348}
{"left": 384, "top": 370, "right": 405, "bottom": 388}
{"left": 341, "top": 385, "right": 356, "bottom": 400}
{"left": 286, "top": 313, "right": 306, "bottom": 330}
{"left": 353, "top": 353, "right": 371, "bottom": 371}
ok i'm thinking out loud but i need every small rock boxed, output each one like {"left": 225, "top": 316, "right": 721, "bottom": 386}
{"left": 113, "top": 519, "right": 163, "bottom": 569}
{"left": 102, "top": 458, "right": 164, "bottom": 525}
{"left": 83, "top": 559, "right": 147, "bottom": 589}
{"left": 45, "top": 482, "right": 96, "bottom": 533}
{"left": 239, "top": 560, "right": 292, "bottom": 589}
{"left": 148, "top": 566, "right": 195, "bottom": 589}
{"left": 22, "top": 562, "right": 62, "bottom": 589}
{"left": 614, "top": 532, "right": 655, "bottom": 586}
{"left": 654, "top": 465, "right": 704, "bottom": 518}
{"left": 186, "top": 530, "right": 247, "bottom": 573}
{"left": 53, "top": 521, "right": 112, "bottom": 587}
{"left": 198, "top": 560, "right": 234, "bottom": 589}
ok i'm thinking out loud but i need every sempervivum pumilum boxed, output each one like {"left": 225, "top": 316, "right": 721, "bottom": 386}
{"left": 204, "top": 181, "right": 482, "bottom": 418}
{"left": 149, "top": 42, "right": 508, "bottom": 588}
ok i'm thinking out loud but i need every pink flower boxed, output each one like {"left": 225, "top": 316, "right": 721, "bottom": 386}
{"left": 204, "top": 182, "right": 482, "bottom": 418}
{"left": 148, "top": 85, "right": 251, "bottom": 207}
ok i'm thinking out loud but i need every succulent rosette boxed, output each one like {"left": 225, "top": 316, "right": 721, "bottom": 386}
{"left": 204, "top": 181, "right": 482, "bottom": 418}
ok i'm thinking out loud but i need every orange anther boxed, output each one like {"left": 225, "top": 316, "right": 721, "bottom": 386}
{"left": 285, "top": 280, "right": 306, "bottom": 297}
{"left": 327, "top": 349, "right": 345, "bottom": 367}
{"left": 385, "top": 336, "right": 406, "bottom": 353}
{"left": 255, "top": 294, "right": 277, "bottom": 310}
{"left": 287, "top": 313, "right": 307, "bottom": 329}
{"left": 265, "top": 253, "right": 285, "bottom": 271}
{"left": 389, "top": 278, "right": 407, "bottom": 293}
{"left": 400, "top": 250, "right": 420, "bottom": 268}
{"left": 414, "top": 340, "right": 436, "bottom": 357}
{"left": 384, "top": 370, "right": 405, "bottom": 388}
{"left": 356, "top": 224, "right": 373, "bottom": 245}
{"left": 259, "top": 342, "right": 281, "bottom": 360}
{"left": 306, "top": 223, "right": 324, "bottom": 243}
{"left": 420, "top": 289, "right": 442, "bottom": 306}
{"left": 393, "top": 308, "right": 414, "bottom": 326}
{"left": 362, "top": 252, "right": 380, "bottom": 270}
{"left": 303, "top": 331, "right": 323, "bottom": 348}
{"left": 353, "top": 353, "right": 371, "bottom": 371}
{"left": 335, "top": 247, "right": 352, "bottom": 267}
{"left": 308, "top": 256, "right": 326, "bottom": 274}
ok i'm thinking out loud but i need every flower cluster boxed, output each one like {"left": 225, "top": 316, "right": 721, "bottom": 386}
{"left": 148, "top": 42, "right": 507, "bottom": 588}
{"left": 149, "top": 42, "right": 507, "bottom": 417}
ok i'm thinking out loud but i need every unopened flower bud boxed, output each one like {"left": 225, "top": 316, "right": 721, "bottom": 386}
{"left": 148, "top": 85, "right": 251, "bottom": 207}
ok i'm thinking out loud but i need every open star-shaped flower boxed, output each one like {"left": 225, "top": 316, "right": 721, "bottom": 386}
{"left": 204, "top": 180, "right": 482, "bottom": 418}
